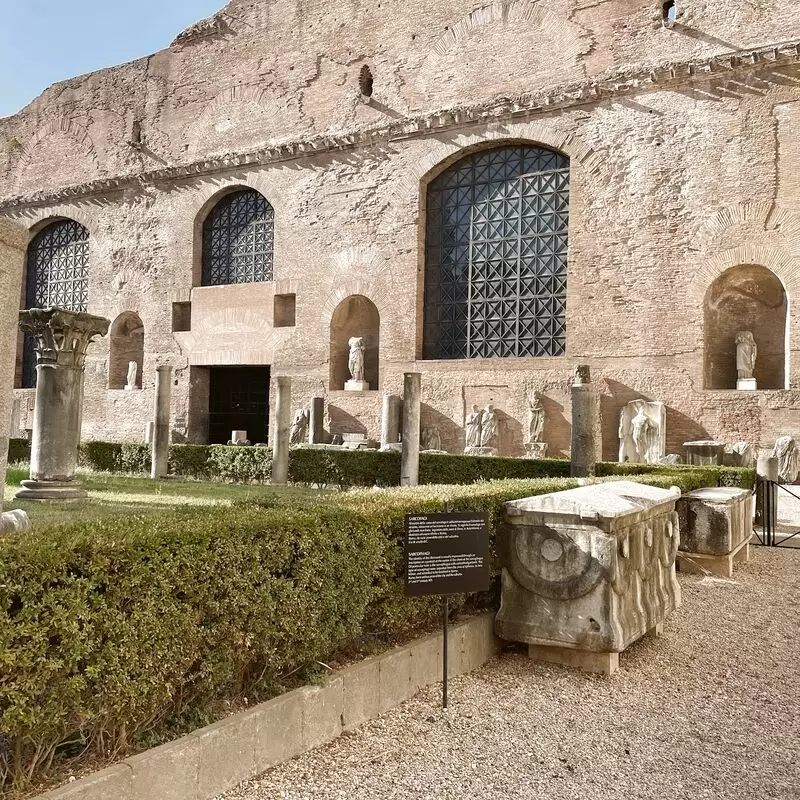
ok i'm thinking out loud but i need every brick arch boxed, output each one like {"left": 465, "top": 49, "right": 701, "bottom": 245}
{"left": 694, "top": 202, "right": 800, "bottom": 253}
{"left": 15, "top": 206, "right": 100, "bottom": 240}
{"left": 689, "top": 245, "right": 800, "bottom": 303}
{"left": 321, "top": 281, "right": 393, "bottom": 320}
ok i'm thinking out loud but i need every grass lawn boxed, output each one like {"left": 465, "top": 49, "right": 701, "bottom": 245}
{"left": 3, "top": 467, "right": 322, "bottom": 528}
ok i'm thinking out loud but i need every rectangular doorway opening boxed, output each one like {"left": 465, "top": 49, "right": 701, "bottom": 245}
{"left": 208, "top": 366, "right": 270, "bottom": 445}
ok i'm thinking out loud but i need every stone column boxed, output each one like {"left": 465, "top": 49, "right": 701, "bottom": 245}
{"left": 309, "top": 396, "right": 325, "bottom": 444}
{"left": 381, "top": 394, "right": 402, "bottom": 448}
{"left": 570, "top": 365, "right": 596, "bottom": 479}
{"left": 151, "top": 366, "right": 172, "bottom": 479}
{"left": 16, "top": 308, "right": 110, "bottom": 501}
{"left": 272, "top": 376, "right": 291, "bottom": 485}
{"left": 401, "top": 373, "right": 421, "bottom": 487}
{"left": 0, "top": 222, "right": 31, "bottom": 531}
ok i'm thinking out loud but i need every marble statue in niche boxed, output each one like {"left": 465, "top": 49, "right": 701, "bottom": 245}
{"left": 344, "top": 336, "right": 369, "bottom": 391}
{"left": 736, "top": 331, "right": 757, "bottom": 390}
{"left": 480, "top": 405, "right": 498, "bottom": 449}
{"left": 525, "top": 393, "right": 548, "bottom": 458}
{"left": 125, "top": 360, "right": 138, "bottom": 390}
{"left": 618, "top": 399, "right": 666, "bottom": 464}
{"left": 464, "top": 404, "right": 482, "bottom": 450}
{"left": 289, "top": 408, "right": 309, "bottom": 445}
{"left": 463, "top": 404, "right": 499, "bottom": 456}
{"left": 421, "top": 426, "right": 443, "bottom": 452}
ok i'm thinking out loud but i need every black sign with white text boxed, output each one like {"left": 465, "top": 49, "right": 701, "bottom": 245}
{"left": 404, "top": 513, "right": 490, "bottom": 597}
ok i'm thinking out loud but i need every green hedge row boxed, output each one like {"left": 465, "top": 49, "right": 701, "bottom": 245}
{"left": 6, "top": 438, "right": 755, "bottom": 490}
{"left": 0, "top": 467, "right": 750, "bottom": 791}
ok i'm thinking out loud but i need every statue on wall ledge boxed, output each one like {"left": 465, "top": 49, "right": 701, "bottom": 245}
{"left": 125, "top": 360, "right": 138, "bottom": 390}
{"left": 736, "top": 331, "right": 757, "bottom": 389}
{"left": 465, "top": 404, "right": 482, "bottom": 449}
{"left": 289, "top": 408, "right": 309, "bottom": 445}
{"left": 527, "top": 394, "right": 546, "bottom": 444}
{"left": 618, "top": 399, "right": 666, "bottom": 464}
{"left": 420, "top": 426, "right": 443, "bottom": 452}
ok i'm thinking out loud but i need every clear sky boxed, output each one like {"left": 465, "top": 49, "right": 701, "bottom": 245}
{"left": 0, "top": 0, "right": 227, "bottom": 118}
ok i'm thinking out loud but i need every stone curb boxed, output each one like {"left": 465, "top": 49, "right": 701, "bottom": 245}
{"left": 37, "top": 612, "right": 501, "bottom": 800}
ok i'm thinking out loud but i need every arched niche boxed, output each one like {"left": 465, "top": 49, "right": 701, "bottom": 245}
{"left": 330, "top": 295, "right": 380, "bottom": 391}
{"left": 704, "top": 264, "right": 787, "bottom": 390}
{"left": 108, "top": 312, "right": 144, "bottom": 390}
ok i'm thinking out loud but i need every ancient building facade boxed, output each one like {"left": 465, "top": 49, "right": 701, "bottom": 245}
{"left": 1, "top": 0, "right": 800, "bottom": 458}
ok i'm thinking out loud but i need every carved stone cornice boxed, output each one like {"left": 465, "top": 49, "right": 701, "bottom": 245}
{"left": 19, "top": 308, "right": 110, "bottom": 370}
{"left": 2, "top": 37, "right": 800, "bottom": 211}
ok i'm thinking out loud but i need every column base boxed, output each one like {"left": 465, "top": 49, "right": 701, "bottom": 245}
{"left": 16, "top": 479, "right": 87, "bottom": 502}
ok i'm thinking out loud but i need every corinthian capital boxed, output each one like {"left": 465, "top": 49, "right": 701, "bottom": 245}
{"left": 19, "top": 307, "right": 110, "bottom": 370}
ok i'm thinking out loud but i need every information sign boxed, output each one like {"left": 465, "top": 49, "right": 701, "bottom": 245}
{"left": 404, "top": 512, "right": 490, "bottom": 597}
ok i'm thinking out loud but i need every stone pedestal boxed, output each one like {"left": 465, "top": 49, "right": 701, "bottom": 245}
{"left": 309, "top": 397, "right": 325, "bottom": 444}
{"left": 380, "top": 394, "right": 402, "bottom": 448}
{"left": 271, "top": 376, "right": 291, "bottom": 485}
{"left": 151, "top": 366, "right": 172, "bottom": 479}
{"left": 345, "top": 380, "right": 370, "bottom": 392}
{"left": 570, "top": 365, "right": 595, "bottom": 478}
{"left": 231, "top": 430, "right": 249, "bottom": 445}
{"left": 676, "top": 487, "right": 753, "bottom": 578}
{"left": 525, "top": 442, "right": 548, "bottom": 459}
{"left": 737, "top": 378, "right": 757, "bottom": 391}
{"left": 683, "top": 440, "right": 725, "bottom": 466}
{"left": 401, "top": 373, "right": 421, "bottom": 487}
{"left": 464, "top": 446, "right": 497, "bottom": 457}
{"left": 496, "top": 480, "right": 681, "bottom": 675}
{"left": 0, "top": 222, "right": 31, "bottom": 530}
{"left": 16, "top": 308, "right": 110, "bottom": 502}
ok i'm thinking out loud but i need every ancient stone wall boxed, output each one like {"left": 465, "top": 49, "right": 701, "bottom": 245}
{"left": 0, "top": 0, "right": 799, "bottom": 457}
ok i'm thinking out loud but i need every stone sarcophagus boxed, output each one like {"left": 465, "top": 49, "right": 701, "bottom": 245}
{"left": 496, "top": 481, "right": 681, "bottom": 674}
{"left": 675, "top": 487, "right": 753, "bottom": 578}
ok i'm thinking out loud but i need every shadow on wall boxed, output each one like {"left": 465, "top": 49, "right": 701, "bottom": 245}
{"left": 420, "top": 404, "right": 462, "bottom": 453}
{"left": 328, "top": 405, "right": 367, "bottom": 439}
{"left": 601, "top": 380, "right": 708, "bottom": 460}
{"left": 539, "top": 394, "right": 570, "bottom": 458}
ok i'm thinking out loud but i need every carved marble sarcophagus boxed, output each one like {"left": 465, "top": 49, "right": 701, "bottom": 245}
{"left": 496, "top": 481, "right": 682, "bottom": 674}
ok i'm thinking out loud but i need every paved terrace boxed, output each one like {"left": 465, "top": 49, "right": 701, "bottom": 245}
{"left": 219, "top": 547, "right": 799, "bottom": 800}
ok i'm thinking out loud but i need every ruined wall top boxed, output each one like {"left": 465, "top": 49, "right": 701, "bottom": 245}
{"left": 1, "top": 0, "right": 799, "bottom": 202}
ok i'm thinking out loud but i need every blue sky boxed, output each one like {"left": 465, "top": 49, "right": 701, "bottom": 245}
{"left": 0, "top": 1, "right": 226, "bottom": 118}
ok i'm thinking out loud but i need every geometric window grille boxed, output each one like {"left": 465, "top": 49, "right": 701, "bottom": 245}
{"left": 201, "top": 189, "right": 274, "bottom": 286}
{"left": 423, "top": 145, "right": 569, "bottom": 360}
{"left": 22, "top": 219, "right": 90, "bottom": 387}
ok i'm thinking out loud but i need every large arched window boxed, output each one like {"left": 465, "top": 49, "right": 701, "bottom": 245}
{"left": 201, "top": 189, "right": 274, "bottom": 286}
{"left": 21, "top": 219, "right": 89, "bottom": 387}
{"left": 423, "top": 144, "right": 569, "bottom": 359}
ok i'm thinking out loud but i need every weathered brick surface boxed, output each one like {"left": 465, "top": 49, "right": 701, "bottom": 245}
{"left": 0, "top": 1, "right": 799, "bottom": 457}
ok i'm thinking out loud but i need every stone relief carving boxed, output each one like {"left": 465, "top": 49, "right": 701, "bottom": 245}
{"left": 772, "top": 436, "right": 799, "bottom": 483}
{"left": 289, "top": 408, "right": 309, "bottom": 446}
{"left": 421, "top": 426, "right": 442, "bottom": 452}
{"left": 618, "top": 400, "right": 666, "bottom": 464}
{"left": 480, "top": 405, "right": 498, "bottom": 449}
{"left": 464, "top": 404, "right": 483, "bottom": 449}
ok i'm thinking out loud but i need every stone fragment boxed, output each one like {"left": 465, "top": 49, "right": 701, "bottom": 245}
{"left": 683, "top": 440, "right": 725, "bottom": 466}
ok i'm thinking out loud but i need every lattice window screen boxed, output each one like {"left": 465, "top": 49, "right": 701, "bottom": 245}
{"left": 423, "top": 145, "right": 569, "bottom": 360}
{"left": 201, "top": 189, "right": 274, "bottom": 286}
{"left": 23, "top": 219, "right": 90, "bottom": 387}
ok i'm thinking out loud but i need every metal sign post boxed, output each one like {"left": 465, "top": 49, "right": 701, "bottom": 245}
{"left": 404, "top": 512, "right": 490, "bottom": 709}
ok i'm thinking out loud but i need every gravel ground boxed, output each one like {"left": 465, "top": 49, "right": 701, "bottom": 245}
{"left": 220, "top": 548, "right": 800, "bottom": 800}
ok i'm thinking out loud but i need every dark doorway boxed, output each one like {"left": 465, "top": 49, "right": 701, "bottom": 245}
{"left": 208, "top": 366, "right": 270, "bottom": 444}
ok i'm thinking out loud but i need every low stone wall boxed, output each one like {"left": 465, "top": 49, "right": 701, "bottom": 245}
{"left": 37, "top": 612, "right": 501, "bottom": 800}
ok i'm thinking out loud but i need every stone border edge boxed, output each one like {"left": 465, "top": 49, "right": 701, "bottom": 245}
{"left": 37, "top": 611, "right": 502, "bottom": 800}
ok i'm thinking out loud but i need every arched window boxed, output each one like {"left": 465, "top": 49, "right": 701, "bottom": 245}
{"left": 21, "top": 219, "right": 89, "bottom": 388}
{"left": 108, "top": 312, "right": 144, "bottom": 390}
{"left": 201, "top": 189, "right": 274, "bottom": 286}
{"left": 423, "top": 144, "right": 569, "bottom": 360}
{"left": 704, "top": 264, "right": 787, "bottom": 389}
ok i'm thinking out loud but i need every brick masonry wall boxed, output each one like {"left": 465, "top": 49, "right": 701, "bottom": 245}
{"left": 0, "top": 0, "right": 799, "bottom": 458}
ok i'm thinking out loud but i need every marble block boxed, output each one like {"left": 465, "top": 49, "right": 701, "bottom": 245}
{"left": 683, "top": 440, "right": 725, "bottom": 466}
{"left": 737, "top": 378, "right": 757, "bottom": 391}
{"left": 676, "top": 487, "right": 753, "bottom": 577}
{"left": 345, "top": 380, "right": 370, "bottom": 392}
{"left": 525, "top": 442, "right": 548, "bottom": 459}
{"left": 496, "top": 481, "right": 681, "bottom": 672}
{"left": 464, "top": 446, "right": 497, "bottom": 457}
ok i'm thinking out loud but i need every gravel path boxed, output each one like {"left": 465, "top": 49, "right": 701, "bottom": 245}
{"left": 220, "top": 548, "right": 800, "bottom": 800}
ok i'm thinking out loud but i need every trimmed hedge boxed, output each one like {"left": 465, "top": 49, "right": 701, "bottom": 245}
{"left": 0, "top": 467, "right": 750, "bottom": 791}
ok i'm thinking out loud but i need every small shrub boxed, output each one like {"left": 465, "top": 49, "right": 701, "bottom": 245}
{"left": 7, "top": 438, "right": 31, "bottom": 464}
{"left": 208, "top": 445, "right": 272, "bottom": 483}
{"left": 169, "top": 444, "right": 212, "bottom": 480}
{"left": 79, "top": 440, "right": 123, "bottom": 472}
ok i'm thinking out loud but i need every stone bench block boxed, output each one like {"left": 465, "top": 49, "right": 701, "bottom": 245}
{"left": 496, "top": 480, "right": 681, "bottom": 674}
{"left": 676, "top": 487, "right": 754, "bottom": 577}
